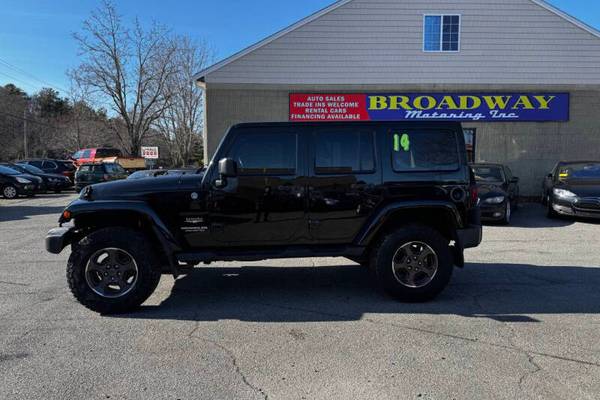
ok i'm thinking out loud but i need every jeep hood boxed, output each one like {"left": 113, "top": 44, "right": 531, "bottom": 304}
{"left": 85, "top": 173, "right": 203, "bottom": 200}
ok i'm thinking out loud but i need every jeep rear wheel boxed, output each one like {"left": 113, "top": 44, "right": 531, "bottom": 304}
{"left": 67, "top": 228, "right": 161, "bottom": 314}
{"left": 372, "top": 225, "right": 453, "bottom": 302}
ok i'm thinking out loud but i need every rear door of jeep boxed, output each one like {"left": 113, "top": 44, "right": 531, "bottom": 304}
{"left": 305, "top": 123, "right": 382, "bottom": 243}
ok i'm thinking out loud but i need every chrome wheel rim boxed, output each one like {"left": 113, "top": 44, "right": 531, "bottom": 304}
{"left": 392, "top": 241, "right": 438, "bottom": 288}
{"left": 3, "top": 186, "right": 17, "bottom": 198}
{"left": 85, "top": 248, "right": 139, "bottom": 298}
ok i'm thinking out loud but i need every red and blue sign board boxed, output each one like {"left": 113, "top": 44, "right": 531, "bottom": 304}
{"left": 289, "top": 93, "right": 570, "bottom": 122}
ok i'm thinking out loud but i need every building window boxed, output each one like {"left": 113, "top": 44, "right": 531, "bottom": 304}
{"left": 423, "top": 15, "right": 460, "bottom": 52}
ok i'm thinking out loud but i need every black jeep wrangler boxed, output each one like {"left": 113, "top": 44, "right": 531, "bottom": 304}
{"left": 46, "top": 122, "right": 482, "bottom": 313}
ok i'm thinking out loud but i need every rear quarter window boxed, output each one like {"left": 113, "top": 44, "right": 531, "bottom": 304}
{"left": 390, "top": 130, "right": 460, "bottom": 172}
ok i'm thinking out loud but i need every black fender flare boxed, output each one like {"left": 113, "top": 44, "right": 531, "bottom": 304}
{"left": 61, "top": 199, "right": 182, "bottom": 276}
{"left": 353, "top": 200, "right": 463, "bottom": 247}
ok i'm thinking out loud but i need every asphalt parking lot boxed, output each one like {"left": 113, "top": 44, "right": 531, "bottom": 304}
{"left": 1, "top": 193, "right": 599, "bottom": 400}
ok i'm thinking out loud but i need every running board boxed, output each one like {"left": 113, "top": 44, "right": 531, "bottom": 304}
{"left": 176, "top": 245, "right": 365, "bottom": 264}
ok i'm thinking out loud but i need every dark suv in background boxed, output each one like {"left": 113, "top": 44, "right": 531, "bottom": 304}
{"left": 74, "top": 162, "right": 128, "bottom": 192}
{"left": 17, "top": 159, "right": 76, "bottom": 182}
{"left": 47, "top": 121, "right": 482, "bottom": 314}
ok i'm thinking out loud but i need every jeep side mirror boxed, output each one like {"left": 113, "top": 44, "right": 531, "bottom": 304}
{"left": 511, "top": 177, "right": 519, "bottom": 183}
{"left": 218, "top": 158, "right": 237, "bottom": 177}
{"left": 215, "top": 158, "right": 237, "bottom": 188}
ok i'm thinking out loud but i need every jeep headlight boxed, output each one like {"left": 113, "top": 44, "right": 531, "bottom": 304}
{"left": 16, "top": 177, "right": 31, "bottom": 184}
{"left": 484, "top": 196, "right": 505, "bottom": 204}
{"left": 553, "top": 188, "right": 577, "bottom": 201}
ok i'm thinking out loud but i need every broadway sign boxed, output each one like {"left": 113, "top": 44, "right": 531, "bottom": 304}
{"left": 289, "top": 93, "right": 569, "bottom": 122}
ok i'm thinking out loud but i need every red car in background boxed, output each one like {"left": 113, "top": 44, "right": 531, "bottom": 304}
{"left": 71, "top": 148, "right": 122, "bottom": 166}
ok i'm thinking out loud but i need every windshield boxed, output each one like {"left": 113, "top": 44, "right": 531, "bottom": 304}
{"left": 558, "top": 163, "right": 600, "bottom": 180}
{"left": 96, "top": 148, "right": 122, "bottom": 158}
{"left": 0, "top": 166, "right": 20, "bottom": 175}
{"left": 128, "top": 171, "right": 154, "bottom": 179}
{"left": 473, "top": 166, "right": 504, "bottom": 182}
{"left": 20, "top": 164, "right": 44, "bottom": 174}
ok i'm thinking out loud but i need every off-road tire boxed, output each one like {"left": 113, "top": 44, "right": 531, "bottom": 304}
{"left": 371, "top": 225, "right": 453, "bottom": 302}
{"left": 67, "top": 227, "right": 161, "bottom": 314}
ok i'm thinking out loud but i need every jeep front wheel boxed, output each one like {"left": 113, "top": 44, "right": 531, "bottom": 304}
{"left": 67, "top": 228, "right": 162, "bottom": 314}
{"left": 372, "top": 225, "right": 453, "bottom": 302}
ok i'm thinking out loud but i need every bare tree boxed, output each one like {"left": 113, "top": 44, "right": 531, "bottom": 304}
{"left": 71, "top": 0, "right": 178, "bottom": 156}
{"left": 157, "top": 36, "right": 211, "bottom": 167}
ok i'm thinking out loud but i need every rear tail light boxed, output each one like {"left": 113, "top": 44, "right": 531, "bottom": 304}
{"left": 470, "top": 185, "right": 479, "bottom": 205}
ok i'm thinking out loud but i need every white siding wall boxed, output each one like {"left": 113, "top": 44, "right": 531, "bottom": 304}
{"left": 205, "top": 0, "right": 600, "bottom": 85}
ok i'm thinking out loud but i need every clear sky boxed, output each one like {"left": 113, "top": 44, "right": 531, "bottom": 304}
{"left": 0, "top": 0, "right": 598, "bottom": 95}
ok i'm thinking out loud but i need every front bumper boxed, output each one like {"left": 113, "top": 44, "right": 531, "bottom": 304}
{"left": 47, "top": 180, "right": 72, "bottom": 190}
{"left": 45, "top": 227, "right": 75, "bottom": 254}
{"left": 552, "top": 200, "right": 600, "bottom": 219}
{"left": 15, "top": 182, "right": 36, "bottom": 195}
{"left": 480, "top": 202, "right": 507, "bottom": 221}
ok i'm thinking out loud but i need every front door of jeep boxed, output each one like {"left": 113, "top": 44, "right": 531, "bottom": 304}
{"left": 208, "top": 126, "right": 307, "bottom": 246}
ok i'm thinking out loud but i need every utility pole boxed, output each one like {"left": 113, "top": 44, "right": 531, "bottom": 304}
{"left": 23, "top": 107, "right": 28, "bottom": 158}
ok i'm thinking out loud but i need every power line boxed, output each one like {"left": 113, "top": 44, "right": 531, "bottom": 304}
{"left": 0, "top": 110, "right": 59, "bottom": 130}
{"left": 0, "top": 57, "right": 68, "bottom": 94}
{"left": 0, "top": 70, "right": 42, "bottom": 93}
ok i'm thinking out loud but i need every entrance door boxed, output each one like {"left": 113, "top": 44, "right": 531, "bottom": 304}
{"left": 306, "top": 126, "right": 380, "bottom": 243}
{"left": 463, "top": 128, "right": 477, "bottom": 163}
{"left": 208, "top": 126, "right": 307, "bottom": 246}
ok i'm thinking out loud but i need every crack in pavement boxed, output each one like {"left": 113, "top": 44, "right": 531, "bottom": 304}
{"left": 0, "top": 280, "right": 30, "bottom": 287}
{"left": 188, "top": 323, "right": 269, "bottom": 400}
{"left": 518, "top": 354, "right": 543, "bottom": 388}
{"left": 247, "top": 300, "right": 600, "bottom": 369}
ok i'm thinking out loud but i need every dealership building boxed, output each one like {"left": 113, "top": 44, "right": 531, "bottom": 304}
{"left": 195, "top": 0, "right": 600, "bottom": 196}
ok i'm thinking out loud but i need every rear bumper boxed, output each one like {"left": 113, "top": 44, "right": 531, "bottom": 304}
{"left": 45, "top": 227, "right": 75, "bottom": 254}
{"left": 457, "top": 206, "right": 482, "bottom": 249}
{"left": 457, "top": 225, "right": 483, "bottom": 249}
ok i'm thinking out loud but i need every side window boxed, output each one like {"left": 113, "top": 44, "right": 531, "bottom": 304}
{"left": 504, "top": 167, "right": 513, "bottom": 181}
{"left": 315, "top": 130, "right": 375, "bottom": 174}
{"left": 105, "top": 164, "right": 124, "bottom": 174}
{"left": 82, "top": 150, "right": 92, "bottom": 158}
{"left": 391, "top": 130, "right": 459, "bottom": 172}
{"left": 79, "top": 165, "right": 91, "bottom": 172}
{"left": 29, "top": 161, "right": 43, "bottom": 168}
{"left": 91, "top": 165, "right": 105, "bottom": 174}
{"left": 43, "top": 161, "right": 58, "bottom": 170}
{"left": 228, "top": 130, "right": 297, "bottom": 175}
